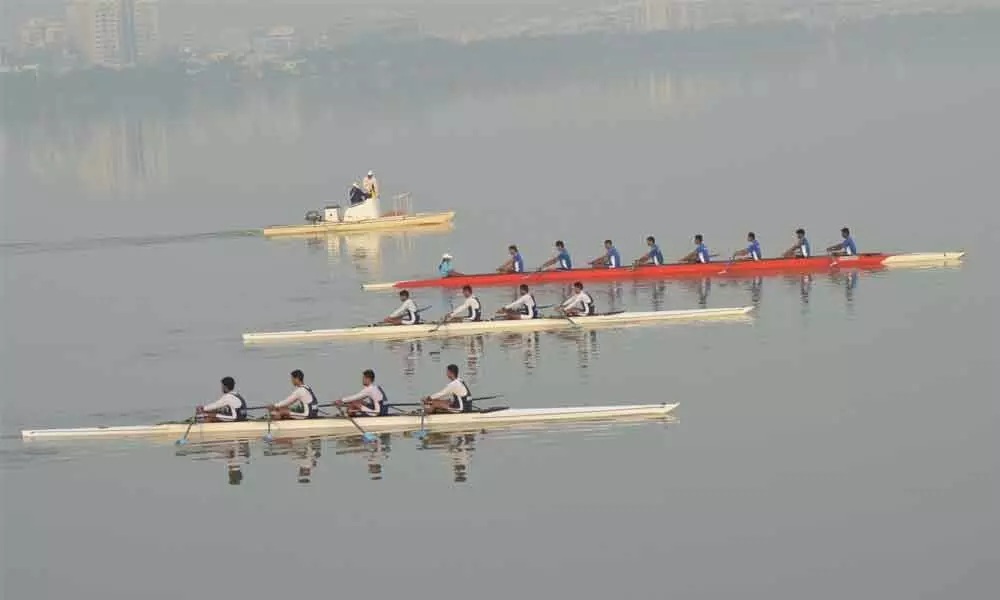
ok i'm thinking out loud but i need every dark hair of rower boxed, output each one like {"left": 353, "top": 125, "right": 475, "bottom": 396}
{"left": 519, "top": 284, "right": 529, "bottom": 294}
{"left": 748, "top": 232, "right": 756, "bottom": 240}
{"left": 221, "top": 376, "right": 235, "bottom": 392}
{"left": 796, "top": 228, "right": 806, "bottom": 236}
{"left": 509, "top": 244, "right": 518, "bottom": 252}
{"left": 555, "top": 240, "right": 565, "bottom": 248}
{"left": 647, "top": 236, "right": 655, "bottom": 243}
{"left": 363, "top": 369, "right": 375, "bottom": 382}
{"left": 462, "top": 285, "right": 472, "bottom": 293}
{"left": 694, "top": 234, "right": 703, "bottom": 243}
{"left": 291, "top": 369, "right": 304, "bottom": 382}
{"left": 841, "top": 227, "right": 851, "bottom": 236}
{"left": 573, "top": 281, "right": 583, "bottom": 290}
{"left": 604, "top": 239, "right": 613, "bottom": 246}
{"left": 399, "top": 290, "right": 409, "bottom": 299}
{"left": 447, "top": 364, "right": 459, "bottom": 377}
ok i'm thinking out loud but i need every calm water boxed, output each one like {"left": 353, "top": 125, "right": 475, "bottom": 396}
{"left": 3, "top": 15, "right": 999, "bottom": 599}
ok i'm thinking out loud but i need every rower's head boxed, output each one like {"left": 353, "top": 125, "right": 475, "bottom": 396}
{"left": 796, "top": 228, "right": 806, "bottom": 239}
{"left": 519, "top": 284, "right": 529, "bottom": 294}
{"left": 841, "top": 227, "right": 850, "bottom": 238}
{"left": 399, "top": 290, "right": 410, "bottom": 300}
{"left": 362, "top": 369, "right": 375, "bottom": 385}
{"left": 694, "top": 234, "right": 703, "bottom": 244}
{"left": 747, "top": 232, "right": 756, "bottom": 241}
{"left": 508, "top": 244, "right": 519, "bottom": 256}
{"left": 290, "top": 369, "right": 304, "bottom": 386}
{"left": 646, "top": 236, "right": 655, "bottom": 246}
{"left": 555, "top": 240, "right": 565, "bottom": 249}
{"left": 604, "top": 239, "right": 614, "bottom": 249}
{"left": 441, "top": 253, "right": 453, "bottom": 262}
{"left": 573, "top": 281, "right": 584, "bottom": 292}
{"left": 367, "top": 170, "right": 374, "bottom": 177}
{"left": 462, "top": 285, "right": 473, "bottom": 298}
{"left": 221, "top": 376, "right": 235, "bottom": 393}
{"left": 446, "top": 364, "right": 459, "bottom": 381}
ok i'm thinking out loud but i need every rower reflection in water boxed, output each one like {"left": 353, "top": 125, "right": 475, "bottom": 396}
{"left": 422, "top": 364, "right": 473, "bottom": 414}
{"left": 417, "top": 433, "right": 477, "bottom": 483}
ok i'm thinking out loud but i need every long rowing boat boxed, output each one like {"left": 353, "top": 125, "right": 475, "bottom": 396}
{"left": 362, "top": 252, "right": 966, "bottom": 291}
{"left": 20, "top": 404, "right": 679, "bottom": 441}
{"left": 263, "top": 211, "right": 456, "bottom": 237}
{"left": 242, "top": 307, "right": 755, "bottom": 344}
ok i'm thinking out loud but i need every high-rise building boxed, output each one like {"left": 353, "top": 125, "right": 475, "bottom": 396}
{"left": 66, "top": 0, "right": 158, "bottom": 67}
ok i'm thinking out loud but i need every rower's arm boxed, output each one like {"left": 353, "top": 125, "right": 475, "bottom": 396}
{"left": 679, "top": 250, "right": 697, "bottom": 263}
{"left": 202, "top": 396, "right": 228, "bottom": 412}
{"left": 781, "top": 244, "right": 798, "bottom": 258}
{"left": 429, "top": 382, "right": 457, "bottom": 400}
{"left": 588, "top": 255, "right": 606, "bottom": 266}
{"left": 274, "top": 389, "right": 302, "bottom": 408}
{"left": 340, "top": 389, "right": 369, "bottom": 403}
{"left": 387, "top": 304, "right": 407, "bottom": 318}
{"left": 496, "top": 258, "right": 513, "bottom": 272}
{"left": 537, "top": 256, "right": 557, "bottom": 270}
{"left": 448, "top": 300, "right": 470, "bottom": 318}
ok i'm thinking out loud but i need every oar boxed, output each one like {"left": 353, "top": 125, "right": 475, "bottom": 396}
{"left": 262, "top": 410, "right": 274, "bottom": 442}
{"left": 388, "top": 395, "right": 502, "bottom": 408}
{"left": 428, "top": 316, "right": 451, "bottom": 333}
{"left": 334, "top": 404, "right": 377, "bottom": 443}
{"left": 718, "top": 254, "right": 738, "bottom": 275}
{"left": 174, "top": 410, "right": 198, "bottom": 445}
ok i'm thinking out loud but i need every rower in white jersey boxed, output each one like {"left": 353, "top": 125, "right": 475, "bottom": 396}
{"left": 444, "top": 285, "right": 483, "bottom": 322}
{"left": 383, "top": 289, "right": 421, "bottom": 325}
{"left": 335, "top": 369, "right": 389, "bottom": 417}
{"left": 197, "top": 376, "right": 248, "bottom": 422}
{"left": 559, "top": 281, "right": 596, "bottom": 317}
{"left": 269, "top": 369, "right": 319, "bottom": 420}
{"left": 422, "top": 364, "right": 473, "bottom": 414}
{"left": 498, "top": 284, "right": 540, "bottom": 320}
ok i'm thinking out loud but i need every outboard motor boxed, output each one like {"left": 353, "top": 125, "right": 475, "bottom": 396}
{"left": 304, "top": 210, "right": 322, "bottom": 224}
{"left": 349, "top": 184, "right": 368, "bottom": 206}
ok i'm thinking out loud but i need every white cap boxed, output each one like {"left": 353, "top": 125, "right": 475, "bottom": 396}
{"left": 367, "top": 170, "right": 374, "bottom": 176}
{"left": 442, "top": 253, "right": 453, "bottom": 260}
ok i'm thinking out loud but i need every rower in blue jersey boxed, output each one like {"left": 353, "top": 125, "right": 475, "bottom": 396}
{"left": 498, "top": 284, "right": 540, "bottom": 320}
{"left": 827, "top": 227, "right": 857, "bottom": 256}
{"left": 438, "top": 253, "right": 455, "bottom": 277}
{"left": 680, "top": 234, "right": 711, "bottom": 263}
{"left": 537, "top": 240, "right": 572, "bottom": 271}
{"left": 589, "top": 239, "right": 622, "bottom": 268}
{"left": 497, "top": 245, "right": 525, "bottom": 273}
{"left": 633, "top": 236, "right": 664, "bottom": 267}
{"left": 732, "top": 232, "right": 763, "bottom": 261}
{"left": 782, "top": 228, "right": 811, "bottom": 258}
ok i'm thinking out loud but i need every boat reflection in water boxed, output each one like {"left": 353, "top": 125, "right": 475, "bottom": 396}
{"left": 295, "top": 223, "right": 454, "bottom": 278}
{"left": 171, "top": 413, "right": 677, "bottom": 486}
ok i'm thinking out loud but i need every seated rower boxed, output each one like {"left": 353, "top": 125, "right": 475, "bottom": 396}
{"left": 269, "top": 370, "right": 319, "bottom": 420}
{"left": 782, "top": 228, "right": 811, "bottom": 258}
{"left": 537, "top": 240, "right": 572, "bottom": 271}
{"left": 197, "top": 376, "right": 248, "bottom": 422}
{"left": 498, "top": 284, "right": 540, "bottom": 320}
{"left": 559, "top": 281, "right": 596, "bottom": 317}
{"left": 732, "top": 232, "right": 762, "bottom": 261}
{"left": 361, "top": 170, "right": 378, "bottom": 199}
{"left": 827, "top": 227, "right": 857, "bottom": 256}
{"left": 680, "top": 234, "right": 711, "bottom": 263}
{"left": 633, "top": 236, "right": 664, "bottom": 267}
{"left": 335, "top": 369, "right": 389, "bottom": 417}
{"left": 496, "top": 245, "right": 525, "bottom": 273}
{"left": 444, "top": 285, "right": 483, "bottom": 323}
{"left": 422, "top": 364, "right": 473, "bottom": 414}
{"left": 384, "top": 290, "right": 420, "bottom": 325}
{"left": 589, "top": 239, "right": 621, "bottom": 269}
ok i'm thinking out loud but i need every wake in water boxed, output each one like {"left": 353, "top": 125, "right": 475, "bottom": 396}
{"left": 0, "top": 229, "right": 261, "bottom": 255}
